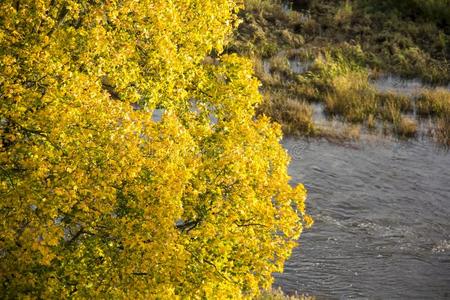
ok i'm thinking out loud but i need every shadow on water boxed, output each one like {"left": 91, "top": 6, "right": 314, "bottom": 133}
{"left": 277, "top": 137, "right": 450, "bottom": 299}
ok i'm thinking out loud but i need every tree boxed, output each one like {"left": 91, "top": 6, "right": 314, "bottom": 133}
{"left": 0, "top": 0, "right": 312, "bottom": 298}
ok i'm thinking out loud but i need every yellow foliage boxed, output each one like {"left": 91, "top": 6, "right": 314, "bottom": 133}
{"left": 0, "top": 0, "right": 310, "bottom": 298}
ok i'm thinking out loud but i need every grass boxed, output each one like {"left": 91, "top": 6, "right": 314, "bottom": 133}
{"left": 416, "top": 88, "right": 450, "bottom": 116}
{"left": 417, "top": 89, "right": 450, "bottom": 146}
{"left": 257, "top": 92, "right": 315, "bottom": 136}
{"left": 269, "top": 55, "right": 291, "bottom": 75}
{"left": 233, "top": 0, "right": 449, "bottom": 145}
{"left": 278, "top": 28, "right": 305, "bottom": 48}
{"left": 324, "top": 71, "right": 378, "bottom": 123}
{"left": 233, "top": 0, "right": 450, "bottom": 82}
{"left": 316, "top": 124, "right": 361, "bottom": 143}
{"left": 379, "top": 94, "right": 402, "bottom": 123}
{"left": 377, "top": 92, "right": 413, "bottom": 114}
{"left": 395, "top": 116, "right": 418, "bottom": 138}
{"left": 253, "top": 46, "right": 448, "bottom": 142}
{"left": 256, "top": 288, "right": 314, "bottom": 300}
{"left": 436, "top": 115, "right": 450, "bottom": 147}
{"left": 334, "top": 0, "right": 353, "bottom": 28}
{"left": 245, "top": 0, "right": 273, "bottom": 12}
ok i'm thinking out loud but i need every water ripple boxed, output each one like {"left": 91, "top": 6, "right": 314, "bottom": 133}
{"left": 277, "top": 137, "right": 450, "bottom": 299}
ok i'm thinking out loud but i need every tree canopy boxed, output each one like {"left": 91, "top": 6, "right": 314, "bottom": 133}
{"left": 0, "top": 0, "right": 311, "bottom": 298}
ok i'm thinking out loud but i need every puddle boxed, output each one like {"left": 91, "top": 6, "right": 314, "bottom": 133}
{"left": 371, "top": 75, "right": 450, "bottom": 97}
{"left": 288, "top": 58, "right": 312, "bottom": 74}
{"left": 263, "top": 59, "right": 271, "bottom": 74}
{"left": 281, "top": 0, "right": 293, "bottom": 11}
{"left": 262, "top": 57, "right": 311, "bottom": 75}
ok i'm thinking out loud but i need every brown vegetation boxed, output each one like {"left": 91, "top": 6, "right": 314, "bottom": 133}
{"left": 257, "top": 92, "right": 315, "bottom": 136}
{"left": 231, "top": 0, "right": 450, "bottom": 145}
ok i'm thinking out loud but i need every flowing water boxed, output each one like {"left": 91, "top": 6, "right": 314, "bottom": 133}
{"left": 371, "top": 75, "right": 426, "bottom": 96}
{"left": 371, "top": 75, "right": 450, "bottom": 96}
{"left": 256, "top": 19, "right": 450, "bottom": 297}
{"left": 276, "top": 137, "right": 450, "bottom": 299}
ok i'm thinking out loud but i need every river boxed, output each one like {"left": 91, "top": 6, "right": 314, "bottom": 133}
{"left": 276, "top": 136, "right": 450, "bottom": 299}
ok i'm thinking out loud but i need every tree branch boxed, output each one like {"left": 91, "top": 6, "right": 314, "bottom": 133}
{"left": 186, "top": 249, "right": 236, "bottom": 284}
{"left": 176, "top": 219, "right": 201, "bottom": 233}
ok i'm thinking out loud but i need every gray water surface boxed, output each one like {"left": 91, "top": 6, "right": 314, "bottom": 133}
{"left": 289, "top": 58, "right": 312, "bottom": 74}
{"left": 371, "top": 75, "right": 425, "bottom": 96}
{"left": 277, "top": 137, "right": 450, "bottom": 299}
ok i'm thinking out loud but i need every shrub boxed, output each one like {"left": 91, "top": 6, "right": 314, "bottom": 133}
{"left": 416, "top": 88, "right": 450, "bottom": 116}
{"left": 324, "top": 72, "right": 378, "bottom": 123}
{"left": 436, "top": 115, "right": 450, "bottom": 147}
{"left": 258, "top": 92, "right": 315, "bottom": 135}
{"left": 395, "top": 116, "right": 418, "bottom": 137}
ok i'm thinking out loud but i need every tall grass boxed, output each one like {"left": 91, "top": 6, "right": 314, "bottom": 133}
{"left": 395, "top": 116, "right": 418, "bottom": 138}
{"left": 257, "top": 92, "right": 315, "bottom": 136}
{"left": 245, "top": 0, "right": 274, "bottom": 12}
{"left": 306, "top": 50, "right": 378, "bottom": 123}
{"left": 416, "top": 88, "right": 450, "bottom": 116}
{"left": 324, "top": 72, "right": 378, "bottom": 123}
{"left": 239, "top": 0, "right": 449, "bottom": 143}
{"left": 419, "top": 89, "right": 450, "bottom": 146}
{"left": 436, "top": 115, "right": 450, "bottom": 147}
{"left": 257, "top": 287, "right": 315, "bottom": 300}
{"left": 334, "top": 0, "right": 353, "bottom": 27}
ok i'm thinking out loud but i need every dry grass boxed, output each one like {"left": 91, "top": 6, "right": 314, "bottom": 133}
{"left": 342, "top": 124, "right": 361, "bottom": 140}
{"left": 379, "top": 95, "right": 402, "bottom": 123}
{"left": 270, "top": 3, "right": 304, "bottom": 26}
{"left": 367, "top": 113, "right": 376, "bottom": 129}
{"left": 269, "top": 55, "right": 291, "bottom": 74}
{"left": 245, "top": 0, "right": 273, "bottom": 13}
{"left": 315, "top": 124, "right": 361, "bottom": 143}
{"left": 377, "top": 92, "right": 413, "bottom": 114}
{"left": 253, "top": 56, "right": 273, "bottom": 84}
{"left": 283, "top": 49, "right": 314, "bottom": 60}
{"left": 257, "top": 92, "right": 315, "bottom": 136}
{"left": 256, "top": 288, "right": 315, "bottom": 300}
{"left": 416, "top": 88, "right": 450, "bottom": 116}
{"left": 240, "top": 0, "right": 450, "bottom": 82}
{"left": 416, "top": 88, "right": 450, "bottom": 145}
{"left": 334, "top": 0, "right": 353, "bottom": 27}
{"left": 324, "top": 72, "right": 378, "bottom": 123}
{"left": 291, "top": 83, "right": 321, "bottom": 102}
{"left": 435, "top": 115, "right": 450, "bottom": 147}
{"left": 236, "top": 0, "right": 450, "bottom": 145}
{"left": 278, "top": 29, "right": 305, "bottom": 48}
{"left": 395, "top": 116, "right": 418, "bottom": 138}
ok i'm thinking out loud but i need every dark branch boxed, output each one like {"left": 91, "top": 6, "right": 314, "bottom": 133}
{"left": 176, "top": 219, "right": 201, "bottom": 233}
{"left": 101, "top": 78, "right": 122, "bottom": 100}
{"left": 234, "top": 222, "right": 268, "bottom": 228}
{"left": 67, "top": 227, "right": 84, "bottom": 244}
{"left": 186, "top": 249, "right": 236, "bottom": 283}
{"left": 132, "top": 272, "right": 149, "bottom": 276}
{"left": 7, "top": 118, "right": 64, "bottom": 153}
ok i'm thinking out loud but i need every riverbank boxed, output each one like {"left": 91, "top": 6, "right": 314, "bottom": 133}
{"left": 226, "top": 0, "right": 450, "bottom": 146}
{"left": 258, "top": 288, "right": 314, "bottom": 299}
